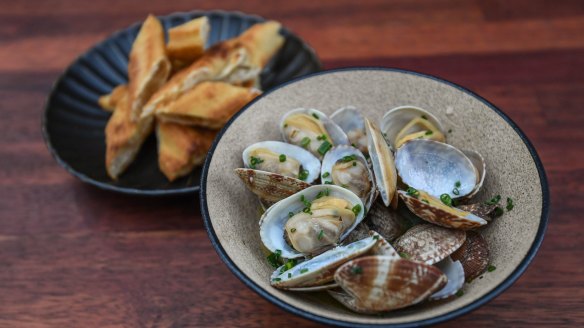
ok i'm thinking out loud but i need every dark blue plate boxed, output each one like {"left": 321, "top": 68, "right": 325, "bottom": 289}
{"left": 43, "top": 10, "right": 321, "bottom": 195}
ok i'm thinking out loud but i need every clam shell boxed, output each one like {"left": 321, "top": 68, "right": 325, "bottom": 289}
{"left": 321, "top": 145, "right": 377, "bottom": 210}
{"left": 457, "top": 202, "right": 498, "bottom": 221}
{"left": 398, "top": 190, "right": 488, "bottom": 230}
{"left": 395, "top": 139, "right": 478, "bottom": 199}
{"left": 287, "top": 283, "right": 339, "bottom": 292}
{"left": 235, "top": 168, "right": 310, "bottom": 204}
{"left": 381, "top": 106, "right": 445, "bottom": 149}
{"left": 429, "top": 257, "right": 465, "bottom": 300}
{"left": 368, "top": 231, "right": 400, "bottom": 258}
{"left": 271, "top": 236, "right": 377, "bottom": 289}
{"left": 394, "top": 224, "right": 466, "bottom": 265}
{"left": 334, "top": 256, "right": 447, "bottom": 313}
{"left": 365, "top": 118, "right": 398, "bottom": 208}
{"left": 450, "top": 231, "right": 490, "bottom": 281}
{"left": 279, "top": 108, "right": 349, "bottom": 159}
{"left": 461, "top": 150, "right": 486, "bottom": 199}
{"left": 242, "top": 141, "right": 321, "bottom": 183}
{"left": 330, "top": 106, "right": 368, "bottom": 154}
{"left": 259, "top": 185, "right": 365, "bottom": 259}
{"left": 366, "top": 200, "right": 408, "bottom": 242}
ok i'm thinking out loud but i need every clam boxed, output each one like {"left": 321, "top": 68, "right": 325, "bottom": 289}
{"left": 364, "top": 118, "right": 398, "bottom": 208}
{"left": 242, "top": 141, "right": 321, "bottom": 183}
{"left": 395, "top": 139, "right": 478, "bottom": 199}
{"left": 333, "top": 256, "right": 447, "bottom": 313}
{"left": 394, "top": 224, "right": 466, "bottom": 265}
{"left": 330, "top": 106, "right": 368, "bottom": 154}
{"left": 450, "top": 231, "right": 490, "bottom": 281}
{"left": 461, "top": 150, "right": 486, "bottom": 199}
{"left": 368, "top": 231, "right": 400, "bottom": 258}
{"left": 259, "top": 185, "right": 365, "bottom": 259}
{"left": 429, "top": 257, "right": 465, "bottom": 300}
{"left": 271, "top": 235, "right": 377, "bottom": 290}
{"left": 365, "top": 200, "right": 409, "bottom": 242}
{"left": 321, "top": 145, "right": 376, "bottom": 210}
{"left": 398, "top": 190, "right": 487, "bottom": 230}
{"left": 457, "top": 202, "right": 498, "bottom": 221}
{"left": 381, "top": 106, "right": 446, "bottom": 149}
{"left": 280, "top": 108, "right": 349, "bottom": 159}
{"left": 235, "top": 168, "right": 310, "bottom": 206}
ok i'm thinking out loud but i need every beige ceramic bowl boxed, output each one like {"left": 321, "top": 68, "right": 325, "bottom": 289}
{"left": 200, "top": 68, "right": 549, "bottom": 327}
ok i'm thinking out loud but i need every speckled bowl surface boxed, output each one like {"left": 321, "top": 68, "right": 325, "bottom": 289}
{"left": 200, "top": 68, "right": 549, "bottom": 327}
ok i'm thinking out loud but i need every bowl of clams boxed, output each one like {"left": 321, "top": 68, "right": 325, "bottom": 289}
{"left": 200, "top": 68, "right": 549, "bottom": 327}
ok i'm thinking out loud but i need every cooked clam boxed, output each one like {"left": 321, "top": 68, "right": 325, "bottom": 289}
{"left": 330, "top": 106, "right": 368, "bottom": 154}
{"left": 395, "top": 139, "right": 478, "bottom": 199}
{"left": 365, "top": 118, "right": 398, "bottom": 208}
{"left": 365, "top": 200, "right": 409, "bottom": 242}
{"left": 280, "top": 108, "right": 349, "bottom": 159}
{"left": 235, "top": 168, "right": 310, "bottom": 206}
{"left": 394, "top": 223, "right": 466, "bottom": 265}
{"left": 381, "top": 106, "right": 446, "bottom": 149}
{"left": 242, "top": 141, "right": 321, "bottom": 183}
{"left": 259, "top": 185, "right": 365, "bottom": 259}
{"left": 333, "top": 256, "right": 447, "bottom": 313}
{"left": 429, "top": 256, "right": 465, "bottom": 300}
{"left": 398, "top": 190, "right": 487, "bottom": 230}
{"left": 450, "top": 231, "right": 490, "bottom": 281}
{"left": 321, "top": 145, "right": 376, "bottom": 210}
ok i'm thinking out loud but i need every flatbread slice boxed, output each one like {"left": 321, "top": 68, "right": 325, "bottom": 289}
{"left": 155, "top": 81, "right": 260, "bottom": 128}
{"left": 167, "top": 16, "right": 210, "bottom": 62}
{"left": 105, "top": 92, "right": 154, "bottom": 180}
{"left": 98, "top": 84, "right": 127, "bottom": 112}
{"left": 128, "top": 14, "right": 171, "bottom": 120}
{"left": 237, "top": 20, "right": 284, "bottom": 69}
{"left": 156, "top": 122, "right": 217, "bottom": 181}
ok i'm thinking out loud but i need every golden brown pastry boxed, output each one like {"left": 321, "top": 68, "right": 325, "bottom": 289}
{"left": 166, "top": 16, "right": 210, "bottom": 62}
{"left": 105, "top": 92, "right": 154, "bottom": 180}
{"left": 98, "top": 84, "right": 127, "bottom": 112}
{"left": 155, "top": 81, "right": 260, "bottom": 128}
{"left": 127, "top": 14, "right": 171, "bottom": 120}
{"left": 236, "top": 20, "right": 284, "bottom": 69}
{"left": 156, "top": 122, "right": 217, "bottom": 181}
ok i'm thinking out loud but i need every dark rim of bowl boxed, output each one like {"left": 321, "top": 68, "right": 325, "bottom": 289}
{"left": 41, "top": 10, "right": 322, "bottom": 196}
{"left": 200, "top": 67, "right": 550, "bottom": 327}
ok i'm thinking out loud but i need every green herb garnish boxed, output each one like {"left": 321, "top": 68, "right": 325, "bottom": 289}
{"left": 279, "top": 154, "right": 286, "bottom": 162}
{"left": 399, "top": 252, "right": 410, "bottom": 259}
{"left": 455, "top": 290, "right": 464, "bottom": 297}
{"left": 341, "top": 155, "right": 357, "bottom": 162}
{"left": 421, "top": 115, "right": 428, "bottom": 120}
{"left": 298, "top": 169, "right": 309, "bottom": 181}
{"left": 288, "top": 212, "right": 294, "bottom": 218}
{"left": 506, "top": 197, "right": 514, "bottom": 211}
{"left": 302, "top": 207, "right": 312, "bottom": 214}
{"left": 351, "top": 143, "right": 357, "bottom": 148}
{"left": 324, "top": 181, "right": 333, "bottom": 184}
{"left": 318, "top": 230, "right": 324, "bottom": 240}
{"left": 406, "top": 187, "right": 419, "bottom": 198}
{"left": 324, "top": 189, "right": 330, "bottom": 196}
{"left": 440, "top": 193, "right": 453, "bottom": 207}
{"left": 352, "top": 204, "right": 362, "bottom": 216}
{"left": 312, "top": 113, "right": 319, "bottom": 119}
{"left": 455, "top": 181, "right": 461, "bottom": 188}
{"left": 492, "top": 207, "right": 504, "bottom": 218}
{"left": 280, "top": 259, "right": 298, "bottom": 274}
{"left": 322, "top": 172, "right": 330, "bottom": 178}
{"left": 422, "top": 199, "right": 430, "bottom": 204}
{"left": 300, "top": 137, "right": 311, "bottom": 148}
{"left": 485, "top": 195, "right": 501, "bottom": 205}
{"left": 267, "top": 250, "right": 282, "bottom": 268}
{"left": 318, "top": 140, "right": 332, "bottom": 155}
{"left": 273, "top": 277, "right": 281, "bottom": 282}
{"left": 316, "top": 134, "right": 327, "bottom": 141}
{"left": 300, "top": 268, "right": 309, "bottom": 274}
{"left": 351, "top": 265, "right": 363, "bottom": 275}
{"left": 487, "top": 265, "right": 497, "bottom": 272}
{"left": 290, "top": 228, "right": 296, "bottom": 233}
{"left": 249, "top": 156, "right": 264, "bottom": 169}
{"left": 425, "top": 130, "right": 433, "bottom": 136}
{"left": 352, "top": 161, "right": 357, "bottom": 166}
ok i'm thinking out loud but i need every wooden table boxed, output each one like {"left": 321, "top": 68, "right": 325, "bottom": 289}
{"left": 1, "top": 0, "right": 582, "bottom": 326}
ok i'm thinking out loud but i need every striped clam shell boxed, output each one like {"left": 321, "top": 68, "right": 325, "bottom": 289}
{"left": 234, "top": 168, "right": 310, "bottom": 204}
{"left": 394, "top": 224, "right": 466, "bottom": 265}
{"left": 450, "top": 230, "right": 490, "bottom": 281}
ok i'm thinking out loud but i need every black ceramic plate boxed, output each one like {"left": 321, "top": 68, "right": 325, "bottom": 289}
{"left": 43, "top": 10, "right": 321, "bottom": 195}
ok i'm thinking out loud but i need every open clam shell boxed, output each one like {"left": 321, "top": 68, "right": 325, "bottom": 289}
{"left": 235, "top": 168, "right": 310, "bottom": 205}
{"left": 461, "top": 149, "right": 486, "bottom": 199}
{"left": 330, "top": 106, "right": 368, "bottom": 154}
{"left": 271, "top": 235, "right": 377, "bottom": 289}
{"left": 381, "top": 106, "right": 446, "bottom": 149}
{"left": 280, "top": 108, "right": 349, "bottom": 159}
{"left": 242, "top": 141, "right": 321, "bottom": 183}
{"left": 368, "top": 231, "right": 400, "bottom": 258}
{"left": 395, "top": 139, "right": 478, "bottom": 199}
{"left": 259, "top": 185, "right": 365, "bottom": 259}
{"left": 321, "top": 145, "right": 377, "bottom": 210}
{"left": 429, "top": 257, "right": 465, "bottom": 300}
{"left": 450, "top": 230, "right": 490, "bottom": 281}
{"left": 333, "top": 256, "right": 447, "bottom": 313}
{"left": 398, "top": 190, "right": 488, "bottom": 230}
{"left": 365, "top": 118, "right": 398, "bottom": 208}
{"left": 394, "top": 223, "right": 466, "bottom": 265}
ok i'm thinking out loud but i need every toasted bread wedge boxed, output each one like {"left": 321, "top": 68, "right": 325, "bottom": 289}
{"left": 105, "top": 92, "right": 154, "bottom": 180}
{"left": 167, "top": 16, "right": 210, "bottom": 62}
{"left": 98, "top": 84, "right": 128, "bottom": 112}
{"left": 237, "top": 21, "right": 284, "bottom": 69}
{"left": 128, "top": 15, "right": 171, "bottom": 120}
{"left": 156, "top": 122, "right": 217, "bottom": 181}
{"left": 155, "top": 81, "right": 260, "bottom": 128}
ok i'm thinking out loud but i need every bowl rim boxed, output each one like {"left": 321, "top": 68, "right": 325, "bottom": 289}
{"left": 41, "top": 9, "right": 321, "bottom": 196}
{"left": 200, "top": 67, "right": 550, "bottom": 327}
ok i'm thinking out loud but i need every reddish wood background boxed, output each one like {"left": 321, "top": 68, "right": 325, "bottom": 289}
{"left": 1, "top": 0, "right": 582, "bottom": 327}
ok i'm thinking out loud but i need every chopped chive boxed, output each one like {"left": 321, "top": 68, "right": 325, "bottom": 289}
{"left": 288, "top": 212, "right": 294, "bottom": 218}
{"left": 288, "top": 273, "right": 292, "bottom": 278}
{"left": 291, "top": 228, "right": 296, "bottom": 233}
{"left": 351, "top": 204, "right": 362, "bottom": 216}
{"left": 341, "top": 184, "right": 349, "bottom": 189}
{"left": 452, "top": 187, "right": 460, "bottom": 195}
{"left": 249, "top": 156, "right": 264, "bottom": 169}
{"left": 406, "top": 187, "right": 419, "bottom": 198}
{"left": 322, "top": 172, "right": 330, "bottom": 178}
{"left": 273, "top": 277, "right": 281, "bottom": 282}
{"left": 267, "top": 250, "right": 282, "bottom": 268}
{"left": 324, "top": 181, "right": 333, "bottom": 185}
{"left": 455, "top": 290, "right": 464, "bottom": 297}
{"left": 351, "top": 143, "right": 357, "bottom": 148}
{"left": 506, "top": 197, "right": 514, "bottom": 211}
{"left": 300, "top": 137, "right": 311, "bottom": 148}
{"left": 317, "top": 140, "right": 332, "bottom": 155}
{"left": 279, "top": 154, "right": 286, "bottom": 162}
{"left": 421, "top": 115, "right": 428, "bottom": 120}
{"left": 318, "top": 230, "right": 324, "bottom": 240}
{"left": 455, "top": 181, "right": 461, "bottom": 188}
{"left": 422, "top": 199, "right": 430, "bottom": 204}
{"left": 315, "top": 191, "right": 324, "bottom": 199}
{"left": 399, "top": 252, "right": 410, "bottom": 259}
{"left": 352, "top": 161, "right": 357, "bottom": 166}
{"left": 300, "top": 268, "right": 309, "bottom": 274}
{"left": 487, "top": 265, "right": 497, "bottom": 272}
{"left": 425, "top": 130, "right": 433, "bottom": 136}
{"left": 492, "top": 207, "right": 504, "bottom": 218}
{"left": 351, "top": 265, "right": 363, "bottom": 275}
{"left": 373, "top": 235, "right": 379, "bottom": 240}
{"left": 324, "top": 188, "right": 330, "bottom": 196}
{"left": 298, "top": 169, "right": 309, "bottom": 181}
{"left": 312, "top": 113, "right": 319, "bottom": 119}
{"left": 316, "top": 134, "right": 327, "bottom": 141}
{"left": 281, "top": 259, "right": 297, "bottom": 273}
{"left": 440, "top": 193, "right": 453, "bottom": 206}
{"left": 485, "top": 195, "right": 501, "bottom": 205}
{"left": 341, "top": 155, "right": 357, "bottom": 162}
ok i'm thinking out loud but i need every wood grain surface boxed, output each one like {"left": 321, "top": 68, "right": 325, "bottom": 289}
{"left": 1, "top": 0, "right": 582, "bottom": 327}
